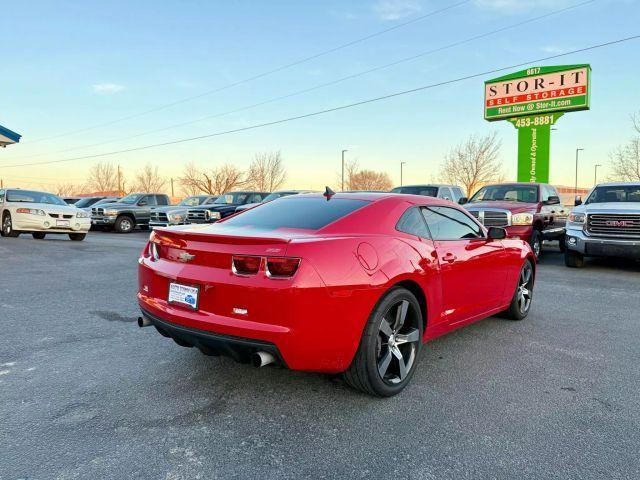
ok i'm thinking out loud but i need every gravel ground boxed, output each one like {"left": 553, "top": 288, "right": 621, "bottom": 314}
{"left": 1, "top": 232, "right": 639, "bottom": 479}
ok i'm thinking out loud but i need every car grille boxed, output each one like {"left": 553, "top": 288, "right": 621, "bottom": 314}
{"left": 586, "top": 214, "right": 640, "bottom": 237}
{"left": 187, "top": 209, "right": 206, "bottom": 222}
{"left": 92, "top": 207, "right": 104, "bottom": 216}
{"left": 151, "top": 212, "right": 168, "bottom": 222}
{"left": 48, "top": 214, "right": 74, "bottom": 219}
{"left": 468, "top": 210, "right": 510, "bottom": 227}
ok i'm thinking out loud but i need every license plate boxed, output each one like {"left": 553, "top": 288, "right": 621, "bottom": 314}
{"left": 168, "top": 282, "right": 200, "bottom": 310}
{"left": 56, "top": 219, "right": 70, "bottom": 227}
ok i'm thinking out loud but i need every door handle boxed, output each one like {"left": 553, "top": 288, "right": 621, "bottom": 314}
{"left": 442, "top": 252, "right": 457, "bottom": 263}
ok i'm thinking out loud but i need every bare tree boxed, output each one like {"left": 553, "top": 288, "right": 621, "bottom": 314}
{"left": 348, "top": 170, "right": 393, "bottom": 191}
{"left": 610, "top": 138, "right": 640, "bottom": 182}
{"left": 86, "top": 161, "right": 121, "bottom": 193}
{"left": 133, "top": 164, "right": 166, "bottom": 192}
{"left": 179, "top": 163, "right": 244, "bottom": 195}
{"left": 55, "top": 182, "right": 80, "bottom": 197}
{"left": 245, "top": 151, "right": 286, "bottom": 191}
{"left": 439, "top": 132, "right": 504, "bottom": 197}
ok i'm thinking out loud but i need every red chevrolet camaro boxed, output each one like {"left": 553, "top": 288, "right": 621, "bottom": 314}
{"left": 138, "top": 192, "right": 535, "bottom": 396}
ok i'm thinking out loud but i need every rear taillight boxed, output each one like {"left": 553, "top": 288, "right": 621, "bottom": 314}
{"left": 266, "top": 257, "right": 300, "bottom": 278}
{"left": 232, "top": 255, "right": 262, "bottom": 275}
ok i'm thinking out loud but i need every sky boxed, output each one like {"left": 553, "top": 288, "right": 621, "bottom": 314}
{"left": 1, "top": 0, "right": 639, "bottom": 194}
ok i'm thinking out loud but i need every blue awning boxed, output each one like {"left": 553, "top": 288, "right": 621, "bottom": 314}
{"left": 0, "top": 124, "right": 21, "bottom": 147}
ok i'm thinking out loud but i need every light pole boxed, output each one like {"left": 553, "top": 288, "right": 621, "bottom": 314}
{"left": 341, "top": 149, "right": 348, "bottom": 191}
{"left": 594, "top": 164, "right": 602, "bottom": 185}
{"left": 574, "top": 148, "right": 584, "bottom": 194}
{"left": 400, "top": 162, "right": 406, "bottom": 187}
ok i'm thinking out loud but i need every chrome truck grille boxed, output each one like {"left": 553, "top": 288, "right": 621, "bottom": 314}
{"left": 468, "top": 210, "right": 510, "bottom": 227}
{"left": 150, "top": 212, "right": 168, "bottom": 222}
{"left": 586, "top": 214, "right": 640, "bottom": 237}
{"left": 92, "top": 207, "right": 104, "bottom": 216}
{"left": 187, "top": 209, "right": 207, "bottom": 222}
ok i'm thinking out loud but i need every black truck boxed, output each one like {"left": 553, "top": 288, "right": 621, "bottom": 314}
{"left": 91, "top": 193, "right": 170, "bottom": 233}
{"left": 187, "top": 191, "right": 269, "bottom": 224}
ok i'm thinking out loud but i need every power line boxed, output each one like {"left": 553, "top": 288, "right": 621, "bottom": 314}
{"left": 2, "top": 34, "right": 638, "bottom": 170}
{"left": 7, "top": 0, "right": 595, "bottom": 162}
{"left": 25, "top": 0, "right": 471, "bottom": 144}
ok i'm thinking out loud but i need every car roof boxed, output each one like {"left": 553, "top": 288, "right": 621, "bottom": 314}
{"left": 293, "top": 192, "right": 443, "bottom": 204}
{"left": 594, "top": 182, "right": 640, "bottom": 187}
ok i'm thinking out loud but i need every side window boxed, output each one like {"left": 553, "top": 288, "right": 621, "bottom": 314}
{"left": 541, "top": 186, "right": 552, "bottom": 202}
{"left": 452, "top": 187, "right": 464, "bottom": 201}
{"left": 156, "top": 195, "right": 168, "bottom": 206}
{"left": 0, "top": 189, "right": 4, "bottom": 202}
{"left": 396, "top": 207, "right": 430, "bottom": 239}
{"left": 142, "top": 195, "right": 157, "bottom": 206}
{"left": 250, "top": 194, "right": 264, "bottom": 203}
{"left": 421, "top": 206, "right": 483, "bottom": 240}
{"left": 437, "top": 187, "right": 452, "bottom": 200}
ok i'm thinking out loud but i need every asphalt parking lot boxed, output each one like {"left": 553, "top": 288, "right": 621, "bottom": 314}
{"left": 2, "top": 232, "right": 639, "bottom": 480}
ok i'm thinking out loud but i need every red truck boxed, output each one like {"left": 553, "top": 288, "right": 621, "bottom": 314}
{"left": 463, "top": 183, "right": 567, "bottom": 258}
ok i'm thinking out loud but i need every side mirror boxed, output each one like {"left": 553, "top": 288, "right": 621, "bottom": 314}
{"left": 487, "top": 227, "right": 507, "bottom": 240}
{"left": 458, "top": 197, "right": 468, "bottom": 205}
{"left": 546, "top": 195, "right": 560, "bottom": 205}
{"left": 138, "top": 200, "right": 148, "bottom": 206}
{"left": 574, "top": 195, "right": 582, "bottom": 206}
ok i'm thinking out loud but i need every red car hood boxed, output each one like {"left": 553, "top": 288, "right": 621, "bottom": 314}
{"left": 466, "top": 201, "right": 537, "bottom": 214}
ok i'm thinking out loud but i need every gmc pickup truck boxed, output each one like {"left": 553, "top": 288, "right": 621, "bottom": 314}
{"left": 186, "top": 191, "right": 269, "bottom": 223}
{"left": 565, "top": 182, "right": 640, "bottom": 267}
{"left": 464, "top": 182, "right": 567, "bottom": 258}
{"left": 91, "top": 193, "right": 170, "bottom": 233}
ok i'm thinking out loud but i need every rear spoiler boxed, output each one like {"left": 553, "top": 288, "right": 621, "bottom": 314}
{"left": 151, "top": 227, "right": 291, "bottom": 246}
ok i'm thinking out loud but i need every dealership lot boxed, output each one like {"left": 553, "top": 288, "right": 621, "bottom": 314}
{"left": 1, "top": 233, "right": 639, "bottom": 479}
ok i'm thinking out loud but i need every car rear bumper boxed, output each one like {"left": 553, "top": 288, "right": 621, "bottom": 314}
{"left": 565, "top": 228, "right": 640, "bottom": 258}
{"left": 139, "top": 308, "right": 286, "bottom": 366}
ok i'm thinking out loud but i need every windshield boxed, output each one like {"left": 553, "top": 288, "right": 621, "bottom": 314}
{"left": 118, "top": 194, "right": 143, "bottom": 204}
{"left": 470, "top": 185, "right": 539, "bottom": 203}
{"left": 74, "top": 197, "right": 100, "bottom": 208}
{"left": 179, "top": 196, "right": 209, "bottom": 206}
{"left": 222, "top": 197, "right": 369, "bottom": 231}
{"left": 586, "top": 185, "right": 640, "bottom": 203}
{"left": 214, "top": 193, "right": 250, "bottom": 205}
{"left": 391, "top": 186, "right": 438, "bottom": 197}
{"left": 6, "top": 189, "right": 68, "bottom": 206}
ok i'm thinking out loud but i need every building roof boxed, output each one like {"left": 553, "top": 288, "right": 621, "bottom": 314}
{"left": 0, "top": 124, "right": 21, "bottom": 147}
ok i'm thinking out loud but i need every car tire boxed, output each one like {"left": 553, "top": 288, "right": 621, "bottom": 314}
{"left": 558, "top": 234, "right": 567, "bottom": 253}
{"left": 564, "top": 250, "right": 585, "bottom": 268}
{"left": 504, "top": 259, "right": 535, "bottom": 321}
{"left": 32, "top": 232, "right": 46, "bottom": 239}
{"left": 114, "top": 216, "right": 134, "bottom": 233}
{"left": 343, "top": 287, "right": 423, "bottom": 397}
{"left": 530, "top": 230, "right": 542, "bottom": 259}
{"left": 69, "top": 233, "right": 86, "bottom": 241}
{"left": 2, "top": 213, "right": 20, "bottom": 237}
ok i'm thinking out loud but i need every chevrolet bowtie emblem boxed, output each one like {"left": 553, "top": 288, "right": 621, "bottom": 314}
{"left": 178, "top": 252, "right": 196, "bottom": 263}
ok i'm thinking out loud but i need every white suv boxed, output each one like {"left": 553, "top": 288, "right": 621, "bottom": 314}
{"left": 0, "top": 188, "right": 91, "bottom": 241}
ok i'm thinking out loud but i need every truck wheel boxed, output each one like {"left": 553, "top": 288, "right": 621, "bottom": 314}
{"left": 114, "top": 216, "right": 134, "bottom": 233}
{"left": 564, "top": 250, "right": 585, "bottom": 268}
{"left": 504, "top": 259, "right": 535, "bottom": 321}
{"left": 530, "top": 230, "right": 542, "bottom": 259}
{"left": 32, "top": 232, "right": 46, "bottom": 239}
{"left": 2, "top": 213, "right": 20, "bottom": 237}
{"left": 558, "top": 234, "right": 567, "bottom": 253}
{"left": 69, "top": 233, "right": 86, "bottom": 241}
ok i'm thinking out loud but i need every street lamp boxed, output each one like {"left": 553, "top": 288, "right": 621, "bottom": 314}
{"left": 594, "top": 164, "right": 602, "bottom": 185}
{"left": 400, "top": 162, "right": 406, "bottom": 187}
{"left": 341, "top": 150, "right": 348, "bottom": 191}
{"left": 574, "top": 148, "right": 584, "bottom": 194}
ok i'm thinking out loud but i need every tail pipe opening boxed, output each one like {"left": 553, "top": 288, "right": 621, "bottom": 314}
{"left": 138, "top": 316, "right": 152, "bottom": 328}
{"left": 252, "top": 351, "right": 276, "bottom": 367}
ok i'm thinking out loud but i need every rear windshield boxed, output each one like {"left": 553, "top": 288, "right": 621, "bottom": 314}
{"left": 222, "top": 197, "right": 369, "bottom": 230}
{"left": 391, "top": 186, "right": 438, "bottom": 197}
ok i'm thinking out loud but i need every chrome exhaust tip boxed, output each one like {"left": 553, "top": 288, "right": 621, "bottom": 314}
{"left": 252, "top": 351, "right": 276, "bottom": 368}
{"left": 137, "top": 316, "right": 152, "bottom": 328}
